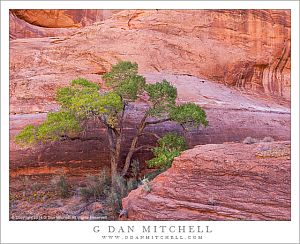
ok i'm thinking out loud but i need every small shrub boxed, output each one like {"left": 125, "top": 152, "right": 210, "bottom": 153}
{"left": 261, "top": 136, "right": 274, "bottom": 142}
{"left": 114, "top": 174, "right": 128, "bottom": 198}
{"left": 31, "top": 182, "right": 43, "bottom": 192}
{"left": 141, "top": 178, "right": 151, "bottom": 193}
{"left": 56, "top": 175, "right": 70, "bottom": 198}
{"left": 131, "top": 159, "right": 140, "bottom": 179}
{"left": 144, "top": 168, "right": 165, "bottom": 181}
{"left": 80, "top": 187, "right": 94, "bottom": 201}
{"left": 126, "top": 178, "right": 139, "bottom": 192}
{"left": 80, "top": 169, "right": 110, "bottom": 201}
{"left": 243, "top": 137, "right": 259, "bottom": 144}
{"left": 106, "top": 189, "right": 122, "bottom": 214}
{"left": 105, "top": 175, "right": 140, "bottom": 216}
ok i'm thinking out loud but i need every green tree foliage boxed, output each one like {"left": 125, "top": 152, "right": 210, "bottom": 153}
{"left": 15, "top": 112, "right": 81, "bottom": 144}
{"left": 103, "top": 61, "right": 146, "bottom": 101}
{"left": 36, "top": 112, "right": 81, "bottom": 142}
{"left": 147, "top": 133, "right": 188, "bottom": 169}
{"left": 15, "top": 125, "right": 37, "bottom": 146}
{"left": 16, "top": 61, "right": 208, "bottom": 186}
{"left": 146, "top": 79, "right": 177, "bottom": 116}
{"left": 170, "top": 103, "right": 208, "bottom": 129}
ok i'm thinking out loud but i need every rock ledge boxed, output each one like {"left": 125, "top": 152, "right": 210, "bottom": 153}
{"left": 122, "top": 141, "right": 291, "bottom": 220}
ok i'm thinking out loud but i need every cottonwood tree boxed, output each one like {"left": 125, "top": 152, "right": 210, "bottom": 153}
{"left": 16, "top": 61, "right": 208, "bottom": 186}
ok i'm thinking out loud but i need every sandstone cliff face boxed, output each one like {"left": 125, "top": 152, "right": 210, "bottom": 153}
{"left": 9, "top": 10, "right": 291, "bottom": 177}
{"left": 9, "top": 10, "right": 291, "bottom": 221}
{"left": 10, "top": 10, "right": 120, "bottom": 39}
{"left": 122, "top": 141, "right": 291, "bottom": 220}
{"left": 9, "top": 74, "right": 290, "bottom": 176}
{"left": 10, "top": 10, "right": 290, "bottom": 115}
{"left": 9, "top": 11, "right": 76, "bottom": 39}
{"left": 12, "top": 10, "right": 120, "bottom": 28}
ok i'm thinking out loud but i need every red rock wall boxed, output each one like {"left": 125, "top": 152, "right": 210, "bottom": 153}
{"left": 122, "top": 141, "right": 291, "bottom": 220}
{"left": 9, "top": 11, "right": 76, "bottom": 39}
{"left": 125, "top": 10, "right": 291, "bottom": 99}
{"left": 10, "top": 10, "right": 290, "bottom": 114}
{"left": 10, "top": 10, "right": 120, "bottom": 39}
{"left": 9, "top": 106, "right": 290, "bottom": 175}
{"left": 9, "top": 10, "right": 291, "bottom": 177}
{"left": 12, "top": 10, "right": 120, "bottom": 28}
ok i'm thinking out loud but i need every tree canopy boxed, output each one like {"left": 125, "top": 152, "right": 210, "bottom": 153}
{"left": 16, "top": 61, "right": 208, "bottom": 178}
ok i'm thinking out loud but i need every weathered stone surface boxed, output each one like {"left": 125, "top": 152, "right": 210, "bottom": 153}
{"left": 8, "top": 10, "right": 291, "bottom": 221}
{"left": 9, "top": 74, "right": 290, "bottom": 176}
{"left": 9, "top": 11, "right": 77, "bottom": 39}
{"left": 12, "top": 10, "right": 120, "bottom": 28}
{"left": 9, "top": 10, "right": 120, "bottom": 39}
{"left": 9, "top": 10, "right": 290, "bottom": 115}
{"left": 122, "top": 141, "right": 291, "bottom": 220}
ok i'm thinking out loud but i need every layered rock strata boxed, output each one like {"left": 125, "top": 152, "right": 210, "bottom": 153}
{"left": 10, "top": 10, "right": 120, "bottom": 39}
{"left": 9, "top": 10, "right": 291, "bottom": 177}
{"left": 10, "top": 10, "right": 291, "bottom": 115}
{"left": 122, "top": 141, "right": 291, "bottom": 220}
{"left": 9, "top": 74, "right": 290, "bottom": 176}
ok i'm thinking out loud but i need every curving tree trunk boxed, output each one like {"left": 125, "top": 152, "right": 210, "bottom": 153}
{"left": 121, "top": 113, "right": 149, "bottom": 176}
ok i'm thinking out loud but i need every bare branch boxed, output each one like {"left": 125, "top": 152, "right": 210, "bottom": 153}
{"left": 98, "top": 116, "right": 108, "bottom": 126}
{"left": 134, "top": 145, "right": 154, "bottom": 153}
{"left": 145, "top": 118, "right": 170, "bottom": 125}
{"left": 60, "top": 135, "right": 99, "bottom": 141}
{"left": 139, "top": 132, "right": 161, "bottom": 140}
{"left": 111, "top": 127, "right": 121, "bottom": 137}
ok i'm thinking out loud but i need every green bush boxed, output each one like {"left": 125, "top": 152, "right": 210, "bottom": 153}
{"left": 147, "top": 133, "right": 187, "bottom": 169}
{"left": 105, "top": 174, "right": 140, "bottom": 215}
{"left": 105, "top": 175, "right": 126, "bottom": 213}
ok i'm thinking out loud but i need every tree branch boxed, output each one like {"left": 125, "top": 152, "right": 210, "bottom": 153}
{"left": 139, "top": 132, "right": 161, "bottom": 140}
{"left": 121, "top": 110, "right": 149, "bottom": 176}
{"left": 111, "top": 127, "right": 121, "bottom": 137}
{"left": 145, "top": 118, "right": 170, "bottom": 125}
{"left": 134, "top": 145, "right": 154, "bottom": 153}
{"left": 60, "top": 135, "right": 100, "bottom": 141}
{"left": 98, "top": 116, "right": 108, "bottom": 127}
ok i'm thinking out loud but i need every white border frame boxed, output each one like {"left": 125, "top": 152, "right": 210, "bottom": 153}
{"left": 1, "top": 1, "right": 299, "bottom": 243}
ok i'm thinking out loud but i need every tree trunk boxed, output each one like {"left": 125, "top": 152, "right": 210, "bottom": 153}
{"left": 121, "top": 113, "right": 148, "bottom": 176}
{"left": 110, "top": 154, "right": 118, "bottom": 186}
{"left": 106, "top": 126, "right": 118, "bottom": 186}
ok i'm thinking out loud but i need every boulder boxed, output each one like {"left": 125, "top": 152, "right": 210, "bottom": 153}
{"left": 122, "top": 141, "right": 291, "bottom": 220}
